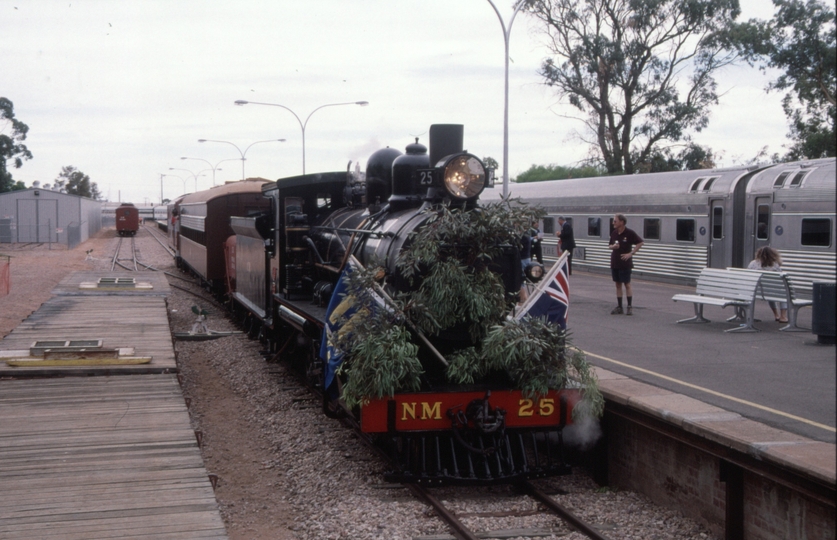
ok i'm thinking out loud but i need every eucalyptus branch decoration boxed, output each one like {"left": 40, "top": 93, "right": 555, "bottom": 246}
{"left": 330, "top": 197, "right": 603, "bottom": 419}
{"left": 330, "top": 263, "right": 423, "bottom": 410}
{"left": 396, "top": 199, "right": 543, "bottom": 341}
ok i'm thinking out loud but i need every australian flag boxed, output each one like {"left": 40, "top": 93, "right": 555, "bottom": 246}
{"left": 319, "top": 256, "right": 389, "bottom": 392}
{"left": 515, "top": 251, "right": 570, "bottom": 330}
{"left": 319, "top": 264, "right": 356, "bottom": 392}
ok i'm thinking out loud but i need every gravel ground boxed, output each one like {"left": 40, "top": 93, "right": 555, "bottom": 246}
{"left": 0, "top": 226, "right": 720, "bottom": 540}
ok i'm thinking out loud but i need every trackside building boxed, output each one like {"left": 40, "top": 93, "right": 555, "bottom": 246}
{"left": 0, "top": 188, "right": 103, "bottom": 248}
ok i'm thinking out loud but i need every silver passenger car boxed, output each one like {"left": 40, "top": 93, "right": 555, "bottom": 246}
{"left": 483, "top": 158, "right": 836, "bottom": 287}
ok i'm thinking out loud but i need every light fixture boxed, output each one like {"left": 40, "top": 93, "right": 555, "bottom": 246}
{"left": 439, "top": 153, "right": 487, "bottom": 199}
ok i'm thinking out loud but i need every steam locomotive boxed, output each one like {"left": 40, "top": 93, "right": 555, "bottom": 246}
{"left": 174, "top": 124, "right": 589, "bottom": 485}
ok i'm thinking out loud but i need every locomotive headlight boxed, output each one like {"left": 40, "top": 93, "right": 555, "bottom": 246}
{"left": 441, "top": 154, "right": 486, "bottom": 199}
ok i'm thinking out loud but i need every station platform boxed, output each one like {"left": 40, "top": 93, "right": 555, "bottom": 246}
{"left": 563, "top": 268, "right": 835, "bottom": 445}
{"left": 0, "top": 271, "right": 227, "bottom": 539}
{"left": 568, "top": 270, "right": 837, "bottom": 484}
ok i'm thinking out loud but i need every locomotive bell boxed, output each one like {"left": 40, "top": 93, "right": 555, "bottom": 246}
{"left": 365, "top": 147, "right": 402, "bottom": 211}
{"left": 389, "top": 139, "right": 430, "bottom": 211}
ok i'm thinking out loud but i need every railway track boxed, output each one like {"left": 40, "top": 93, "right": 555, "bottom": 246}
{"left": 142, "top": 222, "right": 176, "bottom": 258}
{"left": 285, "top": 354, "right": 614, "bottom": 540}
{"left": 110, "top": 234, "right": 138, "bottom": 271}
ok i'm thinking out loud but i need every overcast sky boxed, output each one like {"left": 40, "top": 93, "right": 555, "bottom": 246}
{"left": 3, "top": 0, "right": 787, "bottom": 204}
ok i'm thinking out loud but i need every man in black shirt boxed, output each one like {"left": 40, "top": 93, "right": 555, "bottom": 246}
{"left": 557, "top": 216, "right": 575, "bottom": 275}
{"left": 609, "top": 214, "right": 643, "bottom": 315}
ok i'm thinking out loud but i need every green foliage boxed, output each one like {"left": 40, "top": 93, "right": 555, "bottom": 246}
{"left": 634, "top": 143, "right": 717, "bottom": 173}
{"left": 513, "top": 163, "right": 607, "bottom": 183}
{"left": 479, "top": 317, "right": 604, "bottom": 419}
{"left": 55, "top": 166, "right": 102, "bottom": 200}
{"left": 0, "top": 97, "right": 33, "bottom": 193}
{"left": 482, "top": 156, "right": 499, "bottom": 170}
{"left": 396, "top": 200, "right": 544, "bottom": 341}
{"left": 330, "top": 263, "right": 423, "bottom": 409}
{"left": 724, "top": 0, "right": 835, "bottom": 159}
{"left": 524, "top": 0, "right": 740, "bottom": 174}
{"left": 330, "top": 198, "right": 603, "bottom": 419}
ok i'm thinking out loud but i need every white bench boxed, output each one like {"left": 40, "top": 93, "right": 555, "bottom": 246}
{"left": 726, "top": 268, "right": 813, "bottom": 332}
{"left": 672, "top": 268, "right": 763, "bottom": 332}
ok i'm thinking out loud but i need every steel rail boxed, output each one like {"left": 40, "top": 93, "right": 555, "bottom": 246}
{"left": 130, "top": 235, "right": 138, "bottom": 271}
{"left": 110, "top": 236, "right": 122, "bottom": 271}
{"left": 518, "top": 481, "right": 612, "bottom": 540}
{"left": 141, "top": 222, "right": 176, "bottom": 257}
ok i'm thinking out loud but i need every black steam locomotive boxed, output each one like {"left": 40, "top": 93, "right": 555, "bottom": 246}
{"left": 211, "top": 124, "right": 593, "bottom": 485}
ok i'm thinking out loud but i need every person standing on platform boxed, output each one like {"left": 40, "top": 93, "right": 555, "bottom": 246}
{"left": 609, "top": 214, "right": 643, "bottom": 315}
{"left": 556, "top": 216, "right": 576, "bottom": 275}
{"left": 530, "top": 223, "right": 544, "bottom": 264}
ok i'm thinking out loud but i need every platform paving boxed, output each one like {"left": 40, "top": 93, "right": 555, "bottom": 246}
{"left": 0, "top": 375, "right": 227, "bottom": 539}
{"left": 564, "top": 268, "right": 836, "bottom": 444}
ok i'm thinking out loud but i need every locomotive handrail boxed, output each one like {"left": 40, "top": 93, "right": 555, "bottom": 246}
{"left": 310, "top": 225, "right": 394, "bottom": 238}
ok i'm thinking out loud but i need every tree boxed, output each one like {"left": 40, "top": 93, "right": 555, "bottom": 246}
{"left": 55, "top": 166, "right": 102, "bottom": 200}
{"left": 0, "top": 97, "right": 33, "bottom": 193}
{"left": 725, "top": 0, "right": 835, "bottom": 160}
{"left": 523, "top": 0, "right": 739, "bottom": 174}
{"left": 513, "top": 163, "right": 606, "bottom": 182}
{"left": 634, "top": 142, "right": 717, "bottom": 172}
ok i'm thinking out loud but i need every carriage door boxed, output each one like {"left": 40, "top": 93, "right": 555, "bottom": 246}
{"left": 708, "top": 200, "right": 726, "bottom": 268}
{"left": 753, "top": 197, "right": 772, "bottom": 256}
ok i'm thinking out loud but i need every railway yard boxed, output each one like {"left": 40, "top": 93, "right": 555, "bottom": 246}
{"left": 1, "top": 225, "right": 834, "bottom": 540}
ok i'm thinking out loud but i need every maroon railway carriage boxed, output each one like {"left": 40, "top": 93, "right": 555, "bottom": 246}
{"left": 177, "top": 179, "right": 271, "bottom": 293}
{"left": 115, "top": 203, "right": 139, "bottom": 237}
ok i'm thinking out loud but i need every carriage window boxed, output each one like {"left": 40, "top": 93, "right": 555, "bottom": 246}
{"left": 801, "top": 218, "right": 831, "bottom": 246}
{"left": 773, "top": 171, "right": 791, "bottom": 188}
{"left": 643, "top": 218, "right": 660, "bottom": 240}
{"left": 317, "top": 196, "right": 331, "bottom": 210}
{"left": 542, "top": 217, "right": 555, "bottom": 235}
{"left": 689, "top": 178, "right": 703, "bottom": 192}
{"left": 712, "top": 207, "right": 723, "bottom": 239}
{"left": 701, "top": 177, "right": 718, "bottom": 191}
{"left": 676, "top": 219, "right": 695, "bottom": 242}
{"left": 756, "top": 205, "right": 770, "bottom": 239}
{"left": 588, "top": 217, "right": 601, "bottom": 237}
{"left": 789, "top": 169, "right": 810, "bottom": 187}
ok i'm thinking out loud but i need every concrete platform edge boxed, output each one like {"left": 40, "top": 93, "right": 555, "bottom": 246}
{"left": 593, "top": 366, "right": 837, "bottom": 486}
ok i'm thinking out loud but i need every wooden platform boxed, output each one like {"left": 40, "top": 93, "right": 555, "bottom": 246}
{"left": 51, "top": 271, "right": 171, "bottom": 297}
{"left": 0, "top": 295, "right": 176, "bottom": 376}
{"left": 0, "top": 375, "right": 227, "bottom": 539}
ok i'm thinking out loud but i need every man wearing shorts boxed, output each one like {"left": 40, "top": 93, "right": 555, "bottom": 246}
{"left": 609, "top": 214, "right": 643, "bottom": 315}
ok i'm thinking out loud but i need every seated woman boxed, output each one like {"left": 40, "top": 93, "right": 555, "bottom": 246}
{"left": 747, "top": 247, "right": 788, "bottom": 323}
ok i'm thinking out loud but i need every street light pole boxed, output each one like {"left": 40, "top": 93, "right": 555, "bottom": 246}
{"left": 169, "top": 168, "right": 206, "bottom": 192}
{"left": 486, "top": 0, "right": 525, "bottom": 199}
{"left": 179, "top": 157, "right": 237, "bottom": 186}
{"left": 234, "top": 100, "right": 369, "bottom": 174}
{"left": 197, "top": 139, "right": 285, "bottom": 180}
{"left": 159, "top": 173, "right": 186, "bottom": 200}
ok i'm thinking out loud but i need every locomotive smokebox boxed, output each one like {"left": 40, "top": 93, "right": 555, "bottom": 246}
{"left": 429, "top": 124, "right": 464, "bottom": 167}
{"left": 389, "top": 139, "right": 430, "bottom": 211}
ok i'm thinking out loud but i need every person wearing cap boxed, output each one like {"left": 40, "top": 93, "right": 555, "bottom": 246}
{"left": 556, "top": 216, "right": 575, "bottom": 275}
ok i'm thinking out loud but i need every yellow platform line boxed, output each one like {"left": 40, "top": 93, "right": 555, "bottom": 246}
{"left": 582, "top": 349, "right": 837, "bottom": 433}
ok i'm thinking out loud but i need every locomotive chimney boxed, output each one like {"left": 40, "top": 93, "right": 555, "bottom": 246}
{"left": 428, "top": 124, "right": 463, "bottom": 167}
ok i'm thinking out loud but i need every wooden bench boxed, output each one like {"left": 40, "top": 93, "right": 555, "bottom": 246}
{"left": 672, "top": 268, "right": 763, "bottom": 332}
{"left": 726, "top": 268, "right": 813, "bottom": 332}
